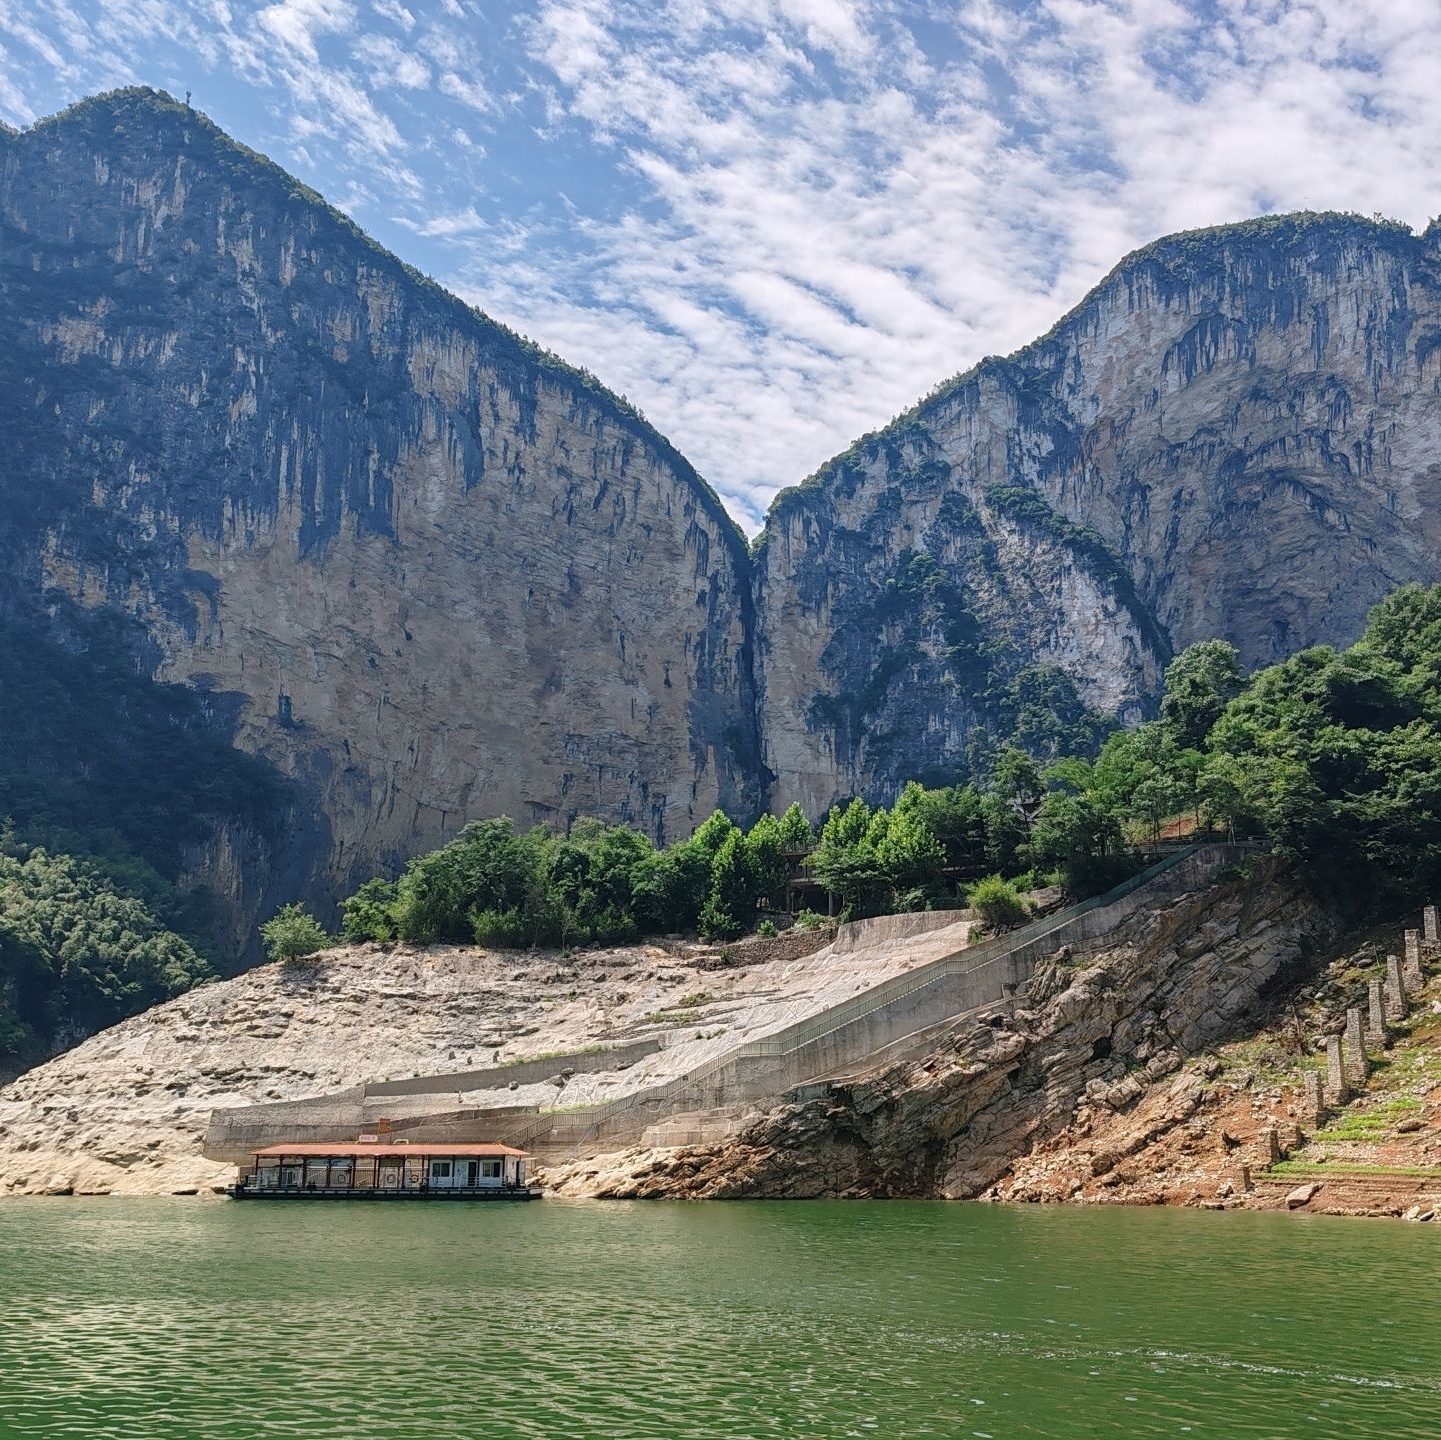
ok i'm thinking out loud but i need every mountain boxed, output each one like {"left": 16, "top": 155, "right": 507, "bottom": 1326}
{"left": 755, "top": 213, "right": 1441, "bottom": 814}
{"left": 0, "top": 88, "right": 758, "bottom": 957}
{"left": 4, "top": 86, "right": 1441, "bottom": 960}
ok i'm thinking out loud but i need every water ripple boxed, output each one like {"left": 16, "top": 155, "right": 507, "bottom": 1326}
{"left": 0, "top": 1200, "right": 1437, "bottom": 1439}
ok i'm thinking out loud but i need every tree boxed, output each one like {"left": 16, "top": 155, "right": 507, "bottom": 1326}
{"left": 392, "top": 817, "right": 535, "bottom": 943}
{"left": 260, "top": 903, "right": 330, "bottom": 962}
{"left": 809, "top": 798, "right": 887, "bottom": 917}
{"left": 1029, "top": 784, "right": 1123, "bottom": 894}
{"left": 899, "top": 782, "right": 987, "bottom": 873}
{"left": 340, "top": 878, "right": 399, "bottom": 942}
{"left": 631, "top": 845, "right": 711, "bottom": 934}
{"left": 746, "top": 813, "right": 788, "bottom": 907}
{"left": 876, "top": 803, "right": 945, "bottom": 899}
{"left": 776, "top": 801, "right": 816, "bottom": 851}
{"left": 1092, "top": 723, "right": 1198, "bottom": 841}
{"left": 700, "top": 831, "right": 761, "bottom": 940}
{"left": 991, "top": 745, "right": 1044, "bottom": 817}
{"left": 1161, "top": 640, "right": 1245, "bottom": 748}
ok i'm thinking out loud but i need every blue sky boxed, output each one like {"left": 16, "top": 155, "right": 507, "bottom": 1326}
{"left": 3, "top": 1, "right": 1439, "bottom": 532}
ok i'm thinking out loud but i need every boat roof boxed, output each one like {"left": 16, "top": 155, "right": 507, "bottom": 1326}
{"left": 252, "top": 1143, "right": 530, "bottom": 1159}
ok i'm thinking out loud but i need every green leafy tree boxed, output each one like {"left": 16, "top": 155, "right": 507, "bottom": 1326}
{"left": 340, "top": 878, "right": 399, "bottom": 942}
{"left": 875, "top": 801, "right": 945, "bottom": 898}
{"left": 746, "top": 813, "right": 788, "bottom": 907}
{"left": 259, "top": 903, "right": 330, "bottom": 963}
{"left": 1161, "top": 640, "right": 1245, "bottom": 749}
{"left": 809, "top": 798, "right": 888, "bottom": 917}
{"left": 776, "top": 802, "right": 816, "bottom": 851}
{"left": 1029, "top": 775, "right": 1124, "bottom": 894}
{"left": 700, "top": 831, "right": 761, "bottom": 940}
{"left": 0, "top": 843, "right": 213, "bottom": 1057}
{"left": 901, "top": 782, "right": 987, "bottom": 873}
{"left": 1092, "top": 723, "right": 1199, "bottom": 841}
{"left": 392, "top": 817, "right": 534, "bottom": 943}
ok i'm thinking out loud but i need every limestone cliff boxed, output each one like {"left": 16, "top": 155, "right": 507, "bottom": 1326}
{"left": 0, "top": 89, "right": 758, "bottom": 937}
{"left": 7, "top": 88, "right": 1441, "bottom": 937}
{"left": 756, "top": 214, "right": 1441, "bottom": 813}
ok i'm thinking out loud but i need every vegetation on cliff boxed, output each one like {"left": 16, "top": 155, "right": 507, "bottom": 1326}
{"left": 0, "top": 602, "right": 287, "bottom": 1063}
{"left": 0, "top": 837, "right": 212, "bottom": 1060}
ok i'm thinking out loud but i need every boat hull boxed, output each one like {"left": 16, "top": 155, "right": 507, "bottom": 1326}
{"left": 229, "top": 1185, "right": 543, "bottom": 1202}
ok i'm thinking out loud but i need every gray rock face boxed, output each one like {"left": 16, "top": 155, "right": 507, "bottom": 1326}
{"left": 0, "top": 91, "right": 758, "bottom": 928}
{"left": 7, "top": 90, "right": 1441, "bottom": 934}
{"left": 757, "top": 214, "right": 1441, "bottom": 814}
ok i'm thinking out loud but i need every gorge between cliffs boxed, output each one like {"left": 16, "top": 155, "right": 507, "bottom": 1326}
{"left": 5, "top": 89, "right": 1441, "bottom": 954}
{"left": 4, "top": 89, "right": 1441, "bottom": 1228}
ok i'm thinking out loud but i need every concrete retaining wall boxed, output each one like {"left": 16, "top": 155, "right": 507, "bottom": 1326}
{"left": 831, "top": 908, "right": 969, "bottom": 953}
{"left": 497, "top": 845, "right": 1236, "bottom": 1157}
{"left": 205, "top": 845, "right": 1241, "bottom": 1167}
{"left": 362, "top": 1037, "right": 662, "bottom": 1098}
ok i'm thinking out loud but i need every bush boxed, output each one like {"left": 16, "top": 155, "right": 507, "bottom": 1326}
{"left": 967, "top": 875, "right": 1031, "bottom": 931}
{"left": 756, "top": 919, "right": 778, "bottom": 938}
{"left": 793, "top": 909, "right": 827, "bottom": 932}
{"left": 259, "top": 903, "right": 330, "bottom": 963}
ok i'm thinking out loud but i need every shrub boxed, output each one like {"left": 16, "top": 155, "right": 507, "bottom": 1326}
{"left": 967, "top": 875, "right": 1031, "bottom": 931}
{"left": 793, "top": 909, "right": 827, "bottom": 932}
{"left": 756, "top": 919, "right": 779, "bottom": 938}
{"left": 259, "top": 903, "right": 330, "bottom": 962}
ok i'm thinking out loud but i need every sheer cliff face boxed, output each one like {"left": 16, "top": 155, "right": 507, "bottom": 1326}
{"left": 757, "top": 217, "right": 1441, "bottom": 815}
{"left": 0, "top": 94, "right": 757, "bottom": 908}
{"left": 6, "top": 91, "right": 1441, "bottom": 931}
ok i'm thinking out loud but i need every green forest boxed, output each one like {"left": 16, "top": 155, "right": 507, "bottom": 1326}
{"left": 324, "top": 585, "right": 1441, "bottom": 958}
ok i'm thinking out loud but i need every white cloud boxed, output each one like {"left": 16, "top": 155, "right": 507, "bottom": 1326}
{"left": 398, "top": 203, "right": 488, "bottom": 236}
{"left": 354, "top": 32, "right": 431, "bottom": 88}
{"left": 256, "top": 0, "right": 355, "bottom": 64}
{"left": 371, "top": 0, "right": 415, "bottom": 31}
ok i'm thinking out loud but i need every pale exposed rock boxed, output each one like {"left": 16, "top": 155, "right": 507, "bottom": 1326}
{"left": 543, "top": 866, "right": 1339, "bottom": 1200}
{"left": 1286, "top": 1183, "right": 1323, "bottom": 1210}
{"left": 0, "top": 925, "right": 952, "bottom": 1197}
{"left": 1, "top": 93, "right": 756, "bottom": 950}
{"left": 755, "top": 216, "right": 1441, "bottom": 816}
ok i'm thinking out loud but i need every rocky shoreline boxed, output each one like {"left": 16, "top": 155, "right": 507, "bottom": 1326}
{"left": 6, "top": 864, "right": 1440, "bottom": 1221}
{"left": 545, "top": 871, "right": 1441, "bottom": 1222}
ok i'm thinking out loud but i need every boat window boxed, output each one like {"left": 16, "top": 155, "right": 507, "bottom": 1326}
{"left": 480, "top": 1159, "right": 503, "bottom": 1179}
{"left": 430, "top": 1160, "right": 453, "bottom": 1179}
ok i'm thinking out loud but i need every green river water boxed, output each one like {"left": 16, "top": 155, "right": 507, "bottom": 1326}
{"left": 0, "top": 1198, "right": 1436, "bottom": 1439}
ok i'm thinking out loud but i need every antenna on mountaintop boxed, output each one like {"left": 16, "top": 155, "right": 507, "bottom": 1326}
{"left": 185, "top": 90, "right": 192, "bottom": 108}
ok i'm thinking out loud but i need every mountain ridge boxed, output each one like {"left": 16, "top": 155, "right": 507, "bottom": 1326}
{"left": 4, "top": 87, "right": 1441, "bottom": 955}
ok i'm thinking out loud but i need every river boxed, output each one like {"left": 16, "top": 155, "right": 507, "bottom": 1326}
{"left": 0, "top": 1199, "right": 1436, "bottom": 1438}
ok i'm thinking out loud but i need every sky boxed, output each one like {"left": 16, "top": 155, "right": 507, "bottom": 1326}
{"left": 2, "top": 2, "right": 1439, "bottom": 533}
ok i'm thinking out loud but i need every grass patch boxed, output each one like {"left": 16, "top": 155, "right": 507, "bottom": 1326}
{"left": 1310, "top": 1095, "right": 1422, "bottom": 1143}
{"left": 1268, "top": 1160, "right": 1441, "bottom": 1180}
